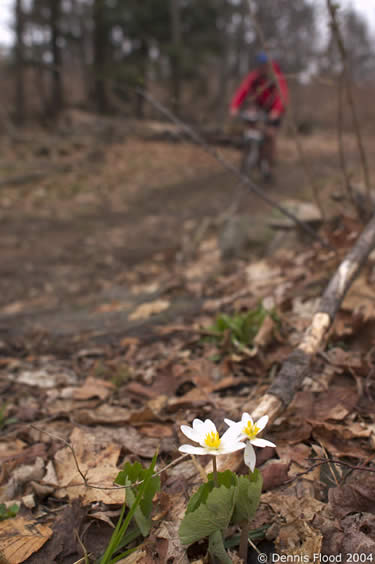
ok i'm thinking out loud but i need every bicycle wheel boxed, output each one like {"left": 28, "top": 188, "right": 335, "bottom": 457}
{"left": 241, "top": 141, "right": 259, "bottom": 176}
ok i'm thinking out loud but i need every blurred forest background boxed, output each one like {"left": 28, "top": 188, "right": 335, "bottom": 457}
{"left": 1, "top": 0, "right": 375, "bottom": 128}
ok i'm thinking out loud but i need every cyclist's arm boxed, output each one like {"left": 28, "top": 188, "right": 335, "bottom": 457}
{"left": 230, "top": 71, "right": 258, "bottom": 114}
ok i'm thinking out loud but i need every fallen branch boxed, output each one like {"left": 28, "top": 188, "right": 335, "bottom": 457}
{"left": 217, "top": 209, "right": 375, "bottom": 472}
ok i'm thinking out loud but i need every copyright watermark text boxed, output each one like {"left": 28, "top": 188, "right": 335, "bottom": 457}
{"left": 256, "top": 554, "right": 373, "bottom": 563}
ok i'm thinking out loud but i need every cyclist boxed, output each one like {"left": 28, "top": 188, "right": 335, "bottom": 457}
{"left": 230, "top": 52, "right": 288, "bottom": 178}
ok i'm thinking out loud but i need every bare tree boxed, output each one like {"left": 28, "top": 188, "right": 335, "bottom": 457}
{"left": 169, "top": 0, "right": 182, "bottom": 113}
{"left": 15, "top": 0, "right": 26, "bottom": 124}
{"left": 49, "top": 0, "right": 63, "bottom": 116}
{"left": 93, "top": 0, "right": 110, "bottom": 113}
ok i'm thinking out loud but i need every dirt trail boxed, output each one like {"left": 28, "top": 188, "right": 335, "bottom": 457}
{"left": 0, "top": 128, "right": 366, "bottom": 346}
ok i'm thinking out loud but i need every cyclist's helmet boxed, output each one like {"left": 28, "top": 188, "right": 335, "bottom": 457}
{"left": 255, "top": 51, "right": 269, "bottom": 65}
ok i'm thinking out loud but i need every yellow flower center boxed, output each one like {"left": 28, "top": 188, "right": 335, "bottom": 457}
{"left": 243, "top": 421, "right": 260, "bottom": 440}
{"left": 204, "top": 431, "right": 221, "bottom": 449}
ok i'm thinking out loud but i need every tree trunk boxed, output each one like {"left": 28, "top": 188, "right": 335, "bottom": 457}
{"left": 135, "top": 40, "right": 148, "bottom": 119}
{"left": 49, "top": 0, "right": 63, "bottom": 117}
{"left": 14, "top": 0, "right": 26, "bottom": 124}
{"left": 93, "top": 0, "right": 109, "bottom": 114}
{"left": 169, "top": 0, "right": 182, "bottom": 114}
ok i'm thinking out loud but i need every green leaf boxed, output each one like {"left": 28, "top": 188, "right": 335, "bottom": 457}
{"left": 99, "top": 452, "right": 159, "bottom": 564}
{"left": 114, "top": 458, "right": 160, "bottom": 537}
{"left": 179, "top": 482, "right": 238, "bottom": 545}
{"left": 231, "top": 469, "right": 263, "bottom": 525}
{"left": 115, "top": 461, "right": 143, "bottom": 486}
{"left": 186, "top": 471, "right": 237, "bottom": 514}
{"left": 208, "top": 530, "right": 233, "bottom": 564}
{"left": 0, "top": 503, "right": 19, "bottom": 521}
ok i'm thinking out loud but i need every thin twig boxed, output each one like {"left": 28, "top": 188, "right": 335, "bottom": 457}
{"left": 337, "top": 69, "right": 356, "bottom": 213}
{"left": 285, "top": 458, "right": 375, "bottom": 484}
{"left": 30, "top": 424, "right": 188, "bottom": 490}
{"left": 74, "top": 528, "right": 91, "bottom": 564}
{"left": 326, "top": 0, "right": 372, "bottom": 209}
{"left": 30, "top": 424, "right": 88, "bottom": 486}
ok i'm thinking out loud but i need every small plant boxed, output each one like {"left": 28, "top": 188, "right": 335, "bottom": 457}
{"left": 99, "top": 452, "right": 160, "bottom": 564}
{"left": 0, "top": 503, "right": 19, "bottom": 521}
{"left": 178, "top": 414, "right": 275, "bottom": 562}
{"left": 207, "top": 304, "right": 278, "bottom": 353}
{"left": 0, "top": 403, "right": 17, "bottom": 430}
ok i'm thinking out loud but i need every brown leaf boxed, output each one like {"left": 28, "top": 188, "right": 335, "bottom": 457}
{"left": 262, "top": 492, "right": 324, "bottom": 558}
{"left": 129, "top": 299, "right": 170, "bottom": 321}
{"left": 73, "top": 403, "right": 130, "bottom": 425}
{"left": 312, "top": 385, "right": 359, "bottom": 421}
{"left": 329, "top": 473, "right": 375, "bottom": 519}
{"left": 26, "top": 499, "right": 87, "bottom": 564}
{"left": 0, "top": 516, "right": 52, "bottom": 563}
{"left": 138, "top": 424, "right": 173, "bottom": 438}
{"left": 261, "top": 462, "right": 290, "bottom": 491}
{"left": 54, "top": 427, "right": 124, "bottom": 505}
{"left": 312, "top": 421, "right": 372, "bottom": 458}
{"left": 72, "top": 376, "right": 114, "bottom": 400}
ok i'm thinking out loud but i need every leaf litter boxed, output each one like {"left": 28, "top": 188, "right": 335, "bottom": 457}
{"left": 0, "top": 148, "right": 375, "bottom": 561}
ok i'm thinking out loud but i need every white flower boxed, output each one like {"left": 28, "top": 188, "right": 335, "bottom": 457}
{"left": 179, "top": 418, "right": 246, "bottom": 456}
{"left": 224, "top": 413, "right": 276, "bottom": 472}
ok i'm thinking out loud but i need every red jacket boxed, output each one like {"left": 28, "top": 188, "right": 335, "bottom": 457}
{"left": 230, "top": 61, "right": 288, "bottom": 117}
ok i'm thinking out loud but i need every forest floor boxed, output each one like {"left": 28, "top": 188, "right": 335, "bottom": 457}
{"left": 0, "top": 115, "right": 375, "bottom": 563}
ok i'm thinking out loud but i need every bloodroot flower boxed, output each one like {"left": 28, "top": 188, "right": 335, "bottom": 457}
{"left": 225, "top": 413, "right": 276, "bottom": 472}
{"left": 179, "top": 418, "right": 246, "bottom": 456}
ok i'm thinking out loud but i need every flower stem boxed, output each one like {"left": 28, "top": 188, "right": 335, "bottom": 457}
{"left": 212, "top": 456, "right": 218, "bottom": 486}
{"left": 239, "top": 519, "right": 250, "bottom": 562}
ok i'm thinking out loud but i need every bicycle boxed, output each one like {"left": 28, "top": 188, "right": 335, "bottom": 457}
{"left": 239, "top": 110, "right": 272, "bottom": 181}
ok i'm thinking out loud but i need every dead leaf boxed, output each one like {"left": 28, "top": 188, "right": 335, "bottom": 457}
{"left": 129, "top": 299, "right": 170, "bottom": 321}
{"left": 261, "top": 462, "right": 290, "bottom": 491}
{"left": 0, "top": 516, "right": 52, "bottom": 563}
{"left": 137, "top": 424, "right": 173, "bottom": 438}
{"left": 312, "top": 421, "right": 372, "bottom": 458}
{"left": 3, "top": 457, "right": 45, "bottom": 501}
{"left": 96, "top": 300, "right": 131, "bottom": 313}
{"left": 54, "top": 427, "right": 124, "bottom": 504}
{"left": 26, "top": 499, "right": 87, "bottom": 564}
{"left": 73, "top": 403, "right": 130, "bottom": 425}
{"left": 253, "top": 315, "right": 275, "bottom": 348}
{"left": 262, "top": 492, "right": 324, "bottom": 558}
{"left": 329, "top": 473, "right": 375, "bottom": 519}
{"left": 72, "top": 376, "right": 114, "bottom": 400}
{"left": 8, "top": 368, "right": 77, "bottom": 388}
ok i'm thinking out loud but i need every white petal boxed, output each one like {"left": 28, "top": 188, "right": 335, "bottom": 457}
{"left": 192, "top": 418, "right": 205, "bottom": 431}
{"left": 221, "top": 424, "right": 244, "bottom": 443}
{"left": 242, "top": 412, "right": 253, "bottom": 425}
{"left": 219, "top": 442, "right": 246, "bottom": 454}
{"left": 224, "top": 418, "right": 237, "bottom": 427}
{"left": 251, "top": 438, "right": 276, "bottom": 448}
{"left": 255, "top": 415, "right": 269, "bottom": 432}
{"left": 178, "top": 444, "right": 210, "bottom": 455}
{"left": 203, "top": 419, "right": 217, "bottom": 434}
{"left": 180, "top": 425, "right": 200, "bottom": 443}
{"left": 244, "top": 443, "right": 256, "bottom": 471}
{"left": 196, "top": 419, "right": 217, "bottom": 445}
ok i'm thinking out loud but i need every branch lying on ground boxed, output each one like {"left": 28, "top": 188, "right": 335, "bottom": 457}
{"left": 137, "top": 88, "right": 332, "bottom": 250}
{"left": 216, "top": 209, "right": 375, "bottom": 472}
